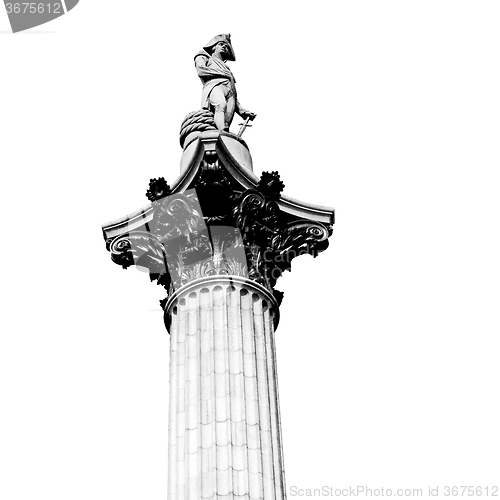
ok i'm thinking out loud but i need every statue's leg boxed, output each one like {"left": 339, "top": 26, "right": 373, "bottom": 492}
{"left": 208, "top": 86, "right": 228, "bottom": 131}
{"left": 225, "top": 93, "right": 236, "bottom": 130}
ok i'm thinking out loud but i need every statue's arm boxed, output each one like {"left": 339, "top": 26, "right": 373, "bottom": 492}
{"left": 236, "top": 100, "right": 257, "bottom": 121}
{"left": 195, "top": 55, "right": 229, "bottom": 79}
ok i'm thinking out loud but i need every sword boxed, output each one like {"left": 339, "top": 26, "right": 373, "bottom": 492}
{"left": 237, "top": 117, "right": 253, "bottom": 137}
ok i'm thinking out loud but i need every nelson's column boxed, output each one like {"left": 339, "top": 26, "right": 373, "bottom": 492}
{"left": 102, "top": 34, "right": 335, "bottom": 500}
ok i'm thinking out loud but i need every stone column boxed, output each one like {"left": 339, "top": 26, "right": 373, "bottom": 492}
{"left": 103, "top": 156, "right": 334, "bottom": 500}
{"left": 165, "top": 276, "right": 285, "bottom": 500}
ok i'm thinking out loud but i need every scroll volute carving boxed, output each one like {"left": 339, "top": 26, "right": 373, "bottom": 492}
{"left": 105, "top": 171, "right": 333, "bottom": 307}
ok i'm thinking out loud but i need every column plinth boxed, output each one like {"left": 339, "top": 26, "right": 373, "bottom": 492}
{"left": 165, "top": 276, "right": 285, "bottom": 500}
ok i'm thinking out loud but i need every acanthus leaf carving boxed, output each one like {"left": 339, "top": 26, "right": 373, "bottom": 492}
{"left": 105, "top": 170, "right": 333, "bottom": 305}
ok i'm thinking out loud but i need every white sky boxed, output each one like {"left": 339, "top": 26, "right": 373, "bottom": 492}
{"left": 1, "top": 1, "right": 499, "bottom": 498}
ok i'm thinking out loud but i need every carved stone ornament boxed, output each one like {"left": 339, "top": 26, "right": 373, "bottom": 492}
{"left": 105, "top": 165, "right": 333, "bottom": 309}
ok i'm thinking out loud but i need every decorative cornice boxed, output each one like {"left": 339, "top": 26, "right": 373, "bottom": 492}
{"left": 102, "top": 132, "right": 334, "bottom": 242}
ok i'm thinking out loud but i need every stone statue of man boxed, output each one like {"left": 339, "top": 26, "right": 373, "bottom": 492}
{"left": 195, "top": 34, "right": 256, "bottom": 132}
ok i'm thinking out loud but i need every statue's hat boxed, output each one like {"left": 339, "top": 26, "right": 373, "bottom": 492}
{"left": 203, "top": 34, "right": 236, "bottom": 61}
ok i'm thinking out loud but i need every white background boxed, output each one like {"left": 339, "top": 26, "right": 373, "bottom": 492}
{"left": 1, "top": 1, "right": 499, "bottom": 498}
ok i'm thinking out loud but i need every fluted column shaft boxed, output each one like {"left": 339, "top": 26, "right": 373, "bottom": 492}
{"left": 166, "top": 277, "right": 285, "bottom": 500}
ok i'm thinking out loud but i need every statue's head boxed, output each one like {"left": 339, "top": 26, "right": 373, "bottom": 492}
{"left": 203, "top": 34, "right": 236, "bottom": 61}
